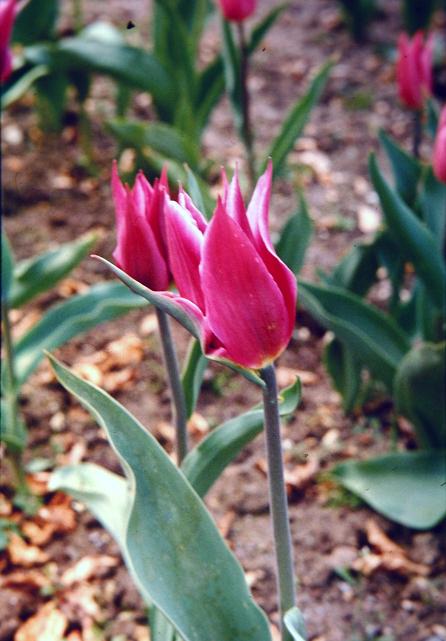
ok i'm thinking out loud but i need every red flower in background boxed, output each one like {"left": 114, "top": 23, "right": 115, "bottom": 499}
{"left": 0, "top": 0, "right": 16, "bottom": 83}
{"left": 111, "top": 162, "right": 170, "bottom": 291}
{"left": 217, "top": 0, "right": 256, "bottom": 22}
{"left": 433, "top": 107, "right": 446, "bottom": 184}
{"left": 396, "top": 31, "right": 433, "bottom": 110}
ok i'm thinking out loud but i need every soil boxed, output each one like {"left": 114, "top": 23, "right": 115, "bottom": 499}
{"left": 2, "top": 1, "right": 446, "bottom": 641}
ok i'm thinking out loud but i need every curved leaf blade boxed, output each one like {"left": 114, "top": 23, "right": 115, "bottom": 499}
{"left": 48, "top": 355, "right": 272, "bottom": 641}
{"left": 14, "top": 281, "right": 147, "bottom": 385}
{"left": 332, "top": 451, "right": 446, "bottom": 529}
{"left": 181, "top": 339, "right": 207, "bottom": 419}
{"left": 284, "top": 607, "right": 307, "bottom": 641}
{"left": 1, "top": 232, "right": 14, "bottom": 304}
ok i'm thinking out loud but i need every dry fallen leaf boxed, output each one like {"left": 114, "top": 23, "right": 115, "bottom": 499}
{"left": 15, "top": 601, "right": 68, "bottom": 641}
{"left": 25, "top": 472, "right": 50, "bottom": 496}
{"left": 21, "top": 520, "right": 55, "bottom": 546}
{"left": 188, "top": 412, "right": 209, "bottom": 437}
{"left": 7, "top": 533, "right": 49, "bottom": 567}
{"left": 61, "top": 555, "right": 118, "bottom": 587}
{"left": 0, "top": 493, "right": 13, "bottom": 516}
{"left": 284, "top": 456, "right": 320, "bottom": 494}
{"left": 276, "top": 366, "right": 318, "bottom": 387}
{"left": 139, "top": 313, "right": 159, "bottom": 336}
{"left": 38, "top": 494, "right": 77, "bottom": 535}
{"left": 217, "top": 510, "right": 235, "bottom": 539}
{"left": 0, "top": 569, "right": 50, "bottom": 591}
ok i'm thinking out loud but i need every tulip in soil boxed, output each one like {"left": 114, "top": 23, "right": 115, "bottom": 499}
{"left": 433, "top": 107, "right": 446, "bottom": 184}
{"left": 217, "top": 0, "right": 257, "bottom": 22}
{"left": 396, "top": 31, "right": 433, "bottom": 110}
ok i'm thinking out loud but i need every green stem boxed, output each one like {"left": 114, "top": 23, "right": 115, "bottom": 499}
{"left": 261, "top": 365, "right": 296, "bottom": 641}
{"left": 237, "top": 22, "right": 256, "bottom": 191}
{"left": 1, "top": 302, "right": 26, "bottom": 490}
{"left": 412, "top": 110, "right": 422, "bottom": 159}
{"left": 156, "top": 308, "right": 188, "bottom": 464}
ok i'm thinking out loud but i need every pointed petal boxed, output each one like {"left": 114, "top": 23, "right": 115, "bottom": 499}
{"left": 178, "top": 187, "right": 208, "bottom": 233}
{"left": 201, "top": 200, "right": 291, "bottom": 369}
{"left": 111, "top": 161, "right": 128, "bottom": 232}
{"left": 165, "top": 199, "right": 205, "bottom": 311}
{"left": 222, "top": 165, "right": 254, "bottom": 240}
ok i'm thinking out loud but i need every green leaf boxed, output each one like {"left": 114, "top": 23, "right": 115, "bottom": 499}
{"left": 419, "top": 168, "right": 446, "bottom": 251}
{"left": 12, "top": 0, "right": 58, "bottom": 45}
{"left": 402, "top": 0, "right": 436, "bottom": 34}
{"left": 327, "top": 239, "right": 379, "bottom": 296}
{"left": 369, "top": 154, "right": 446, "bottom": 309}
{"left": 248, "top": 3, "right": 289, "bottom": 53}
{"left": 378, "top": 130, "right": 422, "bottom": 206}
{"left": 323, "top": 338, "right": 361, "bottom": 413}
{"left": 332, "top": 450, "right": 446, "bottom": 529}
{"left": 298, "top": 280, "right": 410, "bottom": 388}
{"left": 107, "top": 119, "right": 199, "bottom": 170}
{"left": 426, "top": 98, "right": 439, "bottom": 138}
{"left": 14, "top": 282, "right": 147, "bottom": 386}
{"left": 182, "top": 379, "right": 301, "bottom": 497}
{"left": 181, "top": 340, "right": 208, "bottom": 419}
{"left": 49, "top": 463, "right": 129, "bottom": 548}
{"left": 221, "top": 18, "right": 243, "bottom": 133}
{"left": 284, "top": 607, "right": 307, "bottom": 641}
{"left": 263, "top": 62, "right": 332, "bottom": 177}
{"left": 394, "top": 343, "right": 446, "bottom": 449}
{"left": 10, "top": 232, "right": 97, "bottom": 309}
{"left": 48, "top": 355, "right": 272, "bottom": 641}
{"left": 276, "top": 192, "right": 313, "bottom": 275}
{"left": 185, "top": 165, "right": 214, "bottom": 219}
{"left": 1, "top": 232, "right": 14, "bottom": 304}
{"left": 0, "top": 65, "right": 49, "bottom": 110}
{"left": 34, "top": 70, "right": 69, "bottom": 131}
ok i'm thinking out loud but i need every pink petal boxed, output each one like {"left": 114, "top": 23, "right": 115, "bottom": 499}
{"left": 165, "top": 199, "right": 205, "bottom": 310}
{"left": 200, "top": 199, "right": 291, "bottom": 369}
{"left": 222, "top": 165, "right": 254, "bottom": 240}
{"left": 111, "top": 161, "right": 128, "bottom": 232}
{"left": 178, "top": 187, "right": 208, "bottom": 233}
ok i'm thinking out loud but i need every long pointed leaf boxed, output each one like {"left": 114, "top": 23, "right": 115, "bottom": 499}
{"left": 48, "top": 355, "right": 272, "bottom": 641}
{"left": 181, "top": 339, "right": 207, "bottom": 419}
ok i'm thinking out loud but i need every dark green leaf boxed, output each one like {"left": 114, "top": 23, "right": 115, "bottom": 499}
{"left": 0, "top": 65, "right": 49, "bottom": 110}
{"left": 298, "top": 280, "right": 410, "bottom": 388}
{"left": 402, "top": 0, "right": 436, "bottom": 34}
{"left": 1, "top": 232, "right": 14, "bottom": 303}
{"left": 369, "top": 153, "right": 446, "bottom": 309}
{"left": 263, "top": 62, "right": 332, "bottom": 177}
{"left": 14, "top": 281, "right": 147, "bottom": 385}
{"left": 248, "top": 4, "right": 288, "bottom": 53}
{"left": 181, "top": 340, "right": 208, "bottom": 419}
{"left": 221, "top": 18, "right": 242, "bottom": 132}
{"left": 418, "top": 168, "right": 446, "bottom": 251}
{"left": 185, "top": 165, "right": 214, "bottom": 219}
{"left": 327, "top": 239, "right": 379, "bottom": 296}
{"left": 10, "top": 232, "right": 97, "bottom": 309}
{"left": 395, "top": 343, "right": 446, "bottom": 449}
{"left": 332, "top": 450, "right": 446, "bottom": 529}
{"left": 182, "top": 379, "right": 301, "bottom": 497}
{"left": 378, "top": 130, "right": 422, "bottom": 206}
{"left": 276, "top": 192, "right": 313, "bottom": 275}
{"left": 35, "top": 71, "right": 69, "bottom": 131}
{"left": 12, "top": 0, "right": 58, "bottom": 45}
{"left": 324, "top": 338, "right": 361, "bottom": 413}
{"left": 49, "top": 356, "right": 272, "bottom": 641}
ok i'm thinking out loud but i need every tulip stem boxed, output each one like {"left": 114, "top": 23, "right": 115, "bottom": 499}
{"left": 237, "top": 22, "right": 256, "bottom": 191}
{"left": 261, "top": 365, "right": 296, "bottom": 641}
{"left": 156, "top": 308, "right": 188, "bottom": 464}
{"left": 412, "top": 110, "right": 422, "bottom": 159}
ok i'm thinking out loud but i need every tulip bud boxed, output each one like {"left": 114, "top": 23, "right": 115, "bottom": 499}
{"left": 0, "top": 0, "right": 16, "bottom": 83}
{"left": 396, "top": 31, "right": 433, "bottom": 110}
{"left": 433, "top": 107, "right": 446, "bottom": 184}
{"left": 111, "top": 162, "right": 170, "bottom": 291}
{"left": 217, "top": 0, "right": 256, "bottom": 22}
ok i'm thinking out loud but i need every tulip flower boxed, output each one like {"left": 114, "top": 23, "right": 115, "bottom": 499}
{"left": 0, "top": 0, "right": 16, "bottom": 83}
{"left": 433, "top": 107, "right": 446, "bottom": 184}
{"left": 112, "top": 161, "right": 170, "bottom": 291}
{"left": 163, "top": 161, "right": 297, "bottom": 370}
{"left": 217, "top": 0, "right": 256, "bottom": 22}
{"left": 396, "top": 31, "right": 433, "bottom": 111}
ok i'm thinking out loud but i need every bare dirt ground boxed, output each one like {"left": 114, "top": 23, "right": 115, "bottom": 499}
{"left": 1, "top": 1, "right": 445, "bottom": 640}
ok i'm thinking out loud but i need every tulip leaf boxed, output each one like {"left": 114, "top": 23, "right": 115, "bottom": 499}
{"left": 323, "top": 338, "right": 361, "bottom": 414}
{"left": 9, "top": 232, "right": 97, "bottom": 309}
{"left": 49, "top": 463, "right": 129, "bottom": 548}
{"left": 378, "top": 130, "right": 422, "bottom": 206}
{"left": 221, "top": 18, "right": 243, "bottom": 134}
{"left": 181, "top": 339, "right": 208, "bottom": 419}
{"left": 332, "top": 450, "right": 446, "bottom": 529}
{"left": 419, "top": 168, "right": 446, "bottom": 251}
{"left": 185, "top": 165, "right": 214, "bottom": 219}
{"left": 107, "top": 119, "right": 200, "bottom": 170}
{"left": 0, "top": 65, "right": 50, "bottom": 110}
{"left": 263, "top": 61, "right": 332, "bottom": 177}
{"left": 12, "top": 0, "right": 58, "bottom": 45}
{"left": 369, "top": 153, "right": 446, "bottom": 309}
{"left": 326, "top": 238, "right": 379, "bottom": 296}
{"left": 284, "top": 607, "right": 308, "bottom": 641}
{"left": 298, "top": 279, "right": 410, "bottom": 388}
{"left": 182, "top": 379, "right": 301, "bottom": 497}
{"left": 276, "top": 192, "right": 313, "bottom": 275}
{"left": 13, "top": 282, "right": 147, "bottom": 386}
{"left": 48, "top": 355, "right": 272, "bottom": 641}
{"left": 394, "top": 343, "right": 446, "bottom": 449}
{"left": 95, "top": 257, "right": 202, "bottom": 340}
{"left": 1, "top": 233, "right": 14, "bottom": 304}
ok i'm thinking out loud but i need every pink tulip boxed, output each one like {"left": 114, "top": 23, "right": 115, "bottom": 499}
{"left": 112, "top": 161, "right": 170, "bottom": 291}
{"left": 162, "top": 161, "right": 297, "bottom": 370}
{"left": 396, "top": 31, "right": 433, "bottom": 110}
{"left": 0, "top": 0, "right": 16, "bottom": 83}
{"left": 217, "top": 0, "right": 256, "bottom": 22}
{"left": 433, "top": 107, "right": 446, "bottom": 184}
